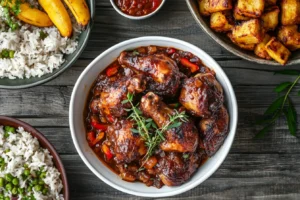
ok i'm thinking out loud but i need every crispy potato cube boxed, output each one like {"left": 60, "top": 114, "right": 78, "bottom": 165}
{"left": 254, "top": 34, "right": 272, "bottom": 59}
{"left": 207, "top": 0, "right": 233, "bottom": 13}
{"left": 233, "top": 5, "right": 250, "bottom": 20}
{"left": 210, "top": 11, "right": 234, "bottom": 32}
{"left": 199, "top": 0, "right": 210, "bottom": 16}
{"left": 281, "top": 0, "right": 300, "bottom": 25}
{"left": 236, "top": 0, "right": 265, "bottom": 18}
{"left": 232, "top": 19, "right": 263, "bottom": 44}
{"left": 265, "top": 37, "right": 291, "bottom": 65}
{"left": 278, "top": 25, "right": 300, "bottom": 51}
{"left": 266, "top": 0, "right": 277, "bottom": 6}
{"left": 227, "top": 32, "right": 256, "bottom": 50}
{"left": 261, "top": 6, "right": 280, "bottom": 31}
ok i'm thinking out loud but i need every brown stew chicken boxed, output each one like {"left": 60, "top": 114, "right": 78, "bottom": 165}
{"left": 85, "top": 46, "right": 230, "bottom": 188}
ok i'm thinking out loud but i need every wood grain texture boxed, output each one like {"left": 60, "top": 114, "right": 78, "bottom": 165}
{"left": 0, "top": 0, "right": 299, "bottom": 199}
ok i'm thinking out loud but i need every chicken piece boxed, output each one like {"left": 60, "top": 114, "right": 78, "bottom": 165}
{"left": 156, "top": 152, "right": 200, "bottom": 186}
{"left": 179, "top": 73, "right": 224, "bottom": 118}
{"left": 199, "top": 105, "right": 229, "bottom": 157}
{"left": 118, "top": 52, "right": 183, "bottom": 96}
{"left": 107, "top": 120, "right": 146, "bottom": 164}
{"left": 98, "top": 74, "right": 146, "bottom": 120}
{"left": 140, "top": 92, "right": 199, "bottom": 153}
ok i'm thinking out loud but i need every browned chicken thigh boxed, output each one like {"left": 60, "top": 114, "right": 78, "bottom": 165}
{"left": 179, "top": 73, "right": 224, "bottom": 118}
{"left": 156, "top": 152, "right": 200, "bottom": 186}
{"left": 118, "top": 52, "right": 183, "bottom": 96}
{"left": 97, "top": 74, "right": 146, "bottom": 121}
{"left": 199, "top": 105, "right": 229, "bottom": 156}
{"left": 140, "top": 92, "right": 199, "bottom": 153}
{"left": 107, "top": 119, "right": 146, "bottom": 164}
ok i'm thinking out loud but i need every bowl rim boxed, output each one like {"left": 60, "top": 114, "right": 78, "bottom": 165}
{"left": 0, "top": 0, "right": 96, "bottom": 90}
{"left": 185, "top": 0, "right": 300, "bottom": 66}
{"left": 0, "top": 116, "right": 69, "bottom": 200}
{"left": 110, "top": 0, "right": 166, "bottom": 20}
{"left": 69, "top": 36, "right": 238, "bottom": 197}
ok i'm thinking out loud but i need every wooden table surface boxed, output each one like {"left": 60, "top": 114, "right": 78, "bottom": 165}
{"left": 1, "top": 1, "right": 300, "bottom": 199}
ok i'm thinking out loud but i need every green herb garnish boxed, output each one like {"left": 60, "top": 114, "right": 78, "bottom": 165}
{"left": 132, "top": 50, "right": 139, "bottom": 56}
{"left": 124, "top": 93, "right": 188, "bottom": 163}
{"left": 39, "top": 31, "right": 48, "bottom": 40}
{"left": 2, "top": 6, "right": 19, "bottom": 31}
{"left": 255, "top": 70, "right": 299, "bottom": 138}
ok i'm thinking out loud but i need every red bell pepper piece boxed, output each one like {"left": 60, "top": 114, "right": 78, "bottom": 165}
{"left": 87, "top": 131, "right": 96, "bottom": 147}
{"left": 106, "top": 64, "right": 119, "bottom": 77}
{"left": 180, "top": 58, "right": 199, "bottom": 73}
{"left": 91, "top": 121, "right": 108, "bottom": 131}
{"left": 167, "top": 48, "right": 176, "bottom": 55}
{"left": 106, "top": 114, "right": 115, "bottom": 123}
{"left": 90, "top": 116, "right": 108, "bottom": 131}
{"left": 102, "top": 144, "right": 113, "bottom": 161}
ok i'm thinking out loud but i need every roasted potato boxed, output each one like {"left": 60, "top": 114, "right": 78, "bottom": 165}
{"left": 2, "top": 1, "right": 53, "bottom": 27}
{"left": 198, "top": 0, "right": 299, "bottom": 64}
{"left": 199, "top": 0, "right": 211, "bottom": 16}
{"left": 281, "top": 0, "right": 300, "bottom": 25}
{"left": 210, "top": 11, "right": 234, "bottom": 32}
{"left": 38, "top": 0, "right": 73, "bottom": 37}
{"left": 265, "top": 37, "right": 291, "bottom": 65}
{"left": 236, "top": 0, "right": 265, "bottom": 18}
{"left": 233, "top": 5, "right": 250, "bottom": 21}
{"left": 64, "top": 0, "right": 90, "bottom": 26}
{"left": 261, "top": 6, "right": 280, "bottom": 31}
{"left": 254, "top": 34, "right": 272, "bottom": 59}
{"left": 231, "top": 19, "right": 263, "bottom": 44}
{"left": 227, "top": 32, "right": 255, "bottom": 50}
{"left": 278, "top": 25, "right": 300, "bottom": 51}
{"left": 266, "top": 0, "right": 277, "bottom": 6}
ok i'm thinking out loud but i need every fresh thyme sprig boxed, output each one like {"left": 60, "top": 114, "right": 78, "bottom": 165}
{"left": 255, "top": 70, "right": 300, "bottom": 138}
{"left": 123, "top": 93, "right": 189, "bottom": 162}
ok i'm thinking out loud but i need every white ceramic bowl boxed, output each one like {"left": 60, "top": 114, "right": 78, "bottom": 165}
{"left": 69, "top": 36, "right": 238, "bottom": 197}
{"left": 110, "top": 0, "right": 166, "bottom": 20}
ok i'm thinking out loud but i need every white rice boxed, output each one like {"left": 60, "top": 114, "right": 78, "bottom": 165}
{"left": 0, "top": 1, "right": 81, "bottom": 79}
{"left": 0, "top": 126, "right": 64, "bottom": 200}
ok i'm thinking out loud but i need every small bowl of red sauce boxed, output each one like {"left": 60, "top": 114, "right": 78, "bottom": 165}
{"left": 111, "top": 0, "right": 165, "bottom": 20}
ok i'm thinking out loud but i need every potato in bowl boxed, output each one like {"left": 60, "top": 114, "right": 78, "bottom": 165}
{"left": 187, "top": 0, "right": 300, "bottom": 65}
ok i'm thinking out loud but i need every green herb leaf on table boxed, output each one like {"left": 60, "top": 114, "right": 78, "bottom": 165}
{"left": 274, "top": 82, "right": 292, "bottom": 93}
{"left": 256, "top": 72, "right": 300, "bottom": 138}
{"left": 264, "top": 96, "right": 285, "bottom": 115}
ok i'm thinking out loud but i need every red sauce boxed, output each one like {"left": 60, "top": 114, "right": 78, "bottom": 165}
{"left": 115, "top": 0, "right": 163, "bottom": 16}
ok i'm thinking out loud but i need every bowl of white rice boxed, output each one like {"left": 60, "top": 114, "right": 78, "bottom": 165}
{"left": 0, "top": 116, "right": 69, "bottom": 200}
{"left": 0, "top": 0, "right": 95, "bottom": 89}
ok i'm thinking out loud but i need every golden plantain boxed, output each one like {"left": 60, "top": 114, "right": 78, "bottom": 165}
{"left": 38, "top": 0, "right": 73, "bottom": 37}
{"left": 64, "top": 0, "right": 90, "bottom": 26}
{"left": 2, "top": 0, "right": 53, "bottom": 27}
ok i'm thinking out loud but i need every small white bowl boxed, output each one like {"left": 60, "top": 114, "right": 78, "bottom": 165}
{"left": 69, "top": 36, "right": 238, "bottom": 197}
{"left": 110, "top": 0, "right": 166, "bottom": 20}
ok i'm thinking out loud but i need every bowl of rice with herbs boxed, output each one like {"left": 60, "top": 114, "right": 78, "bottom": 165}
{"left": 0, "top": 116, "right": 69, "bottom": 200}
{"left": 0, "top": 0, "right": 94, "bottom": 89}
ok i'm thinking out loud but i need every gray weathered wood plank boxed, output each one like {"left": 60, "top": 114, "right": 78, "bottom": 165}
{"left": 62, "top": 154, "right": 300, "bottom": 200}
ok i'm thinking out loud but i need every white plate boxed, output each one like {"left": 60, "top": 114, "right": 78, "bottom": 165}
{"left": 69, "top": 36, "right": 238, "bottom": 197}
